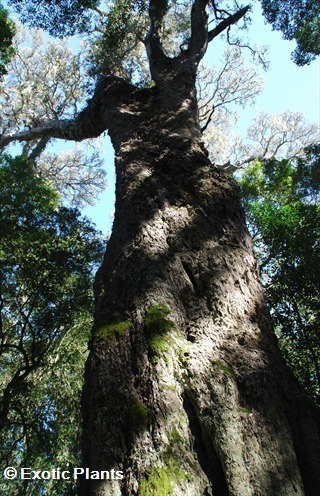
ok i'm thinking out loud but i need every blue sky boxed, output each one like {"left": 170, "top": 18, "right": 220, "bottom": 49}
{"left": 238, "top": 4, "right": 319, "bottom": 122}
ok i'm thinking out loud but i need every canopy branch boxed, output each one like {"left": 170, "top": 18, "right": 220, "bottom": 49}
{"left": 208, "top": 5, "right": 250, "bottom": 42}
{"left": 0, "top": 76, "right": 130, "bottom": 150}
{"left": 201, "top": 105, "right": 215, "bottom": 133}
{"left": 0, "top": 116, "right": 100, "bottom": 150}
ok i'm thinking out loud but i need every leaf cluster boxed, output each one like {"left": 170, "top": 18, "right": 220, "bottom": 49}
{"left": 0, "top": 3, "right": 16, "bottom": 78}
{"left": 8, "top": 0, "right": 100, "bottom": 37}
{"left": 260, "top": 0, "right": 320, "bottom": 65}
{"left": 88, "top": 0, "right": 149, "bottom": 79}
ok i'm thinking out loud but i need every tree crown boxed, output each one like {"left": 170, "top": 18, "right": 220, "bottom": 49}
{"left": 260, "top": 0, "right": 320, "bottom": 65}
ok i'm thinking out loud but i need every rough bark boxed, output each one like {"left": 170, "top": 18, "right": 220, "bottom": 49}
{"left": 80, "top": 73, "right": 320, "bottom": 495}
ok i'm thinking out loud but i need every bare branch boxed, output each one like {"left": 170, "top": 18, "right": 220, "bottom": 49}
{"left": 208, "top": 5, "right": 250, "bottom": 43}
{"left": 0, "top": 119, "right": 81, "bottom": 150}
{"left": 201, "top": 105, "right": 215, "bottom": 133}
{"left": 28, "top": 137, "right": 50, "bottom": 160}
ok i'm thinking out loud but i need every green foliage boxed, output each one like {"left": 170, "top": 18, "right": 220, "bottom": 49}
{"left": 260, "top": 0, "right": 320, "bottom": 65}
{"left": 8, "top": 0, "right": 99, "bottom": 37}
{"left": 239, "top": 407, "right": 252, "bottom": 414}
{"left": 92, "top": 0, "right": 138, "bottom": 76}
{"left": 213, "top": 360, "right": 235, "bottom": 379}
{"left": 148, "top": 334, "right": 170, "bottom": 354}
{"left": 88, "top": 0, "right": 149, "bottom": 80}
{"left": 139, "top": 466, "right": 174, "bottom": 496}
{"left": 239, "top": 145, "right": 320, "bottom": 404}
{"left": 0, "top": 3, "right": 16, "bottom": 78}
{"left": 139, "top": 428, "right": 189, "bottom": 495}
{"left": 0, "top": 154, "right": 104, "bottom": 494}
{"left": 144, "top": 305, "right": 173, "bottom": 362}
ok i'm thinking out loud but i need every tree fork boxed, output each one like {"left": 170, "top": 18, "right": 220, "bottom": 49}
{"left": 80, "top": 84, "right": 320, "bottom": 496}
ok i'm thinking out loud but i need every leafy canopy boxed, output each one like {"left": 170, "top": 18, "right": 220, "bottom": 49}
{"left": 0, "top": 3, "right": 16, "bottom": 78}
{"left": 260, "top": 0, "right": 320, "bottom": 65}
{"left": 8, "top": 0, "right": 100, "bottom": 37}
{"left": 7, "top": 1, "right": 252, "bottom": 81}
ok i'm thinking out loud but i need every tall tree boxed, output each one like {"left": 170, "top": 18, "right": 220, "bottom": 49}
{"left": 2, "top": 1, "right": 320, "bottom": 495}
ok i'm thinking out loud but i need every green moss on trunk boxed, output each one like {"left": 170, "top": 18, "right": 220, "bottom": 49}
{"left": 93, "top": 321, "right": 131, "bottom": 341}
{"left": 144, "top": 305, "right": 173, "bottom": 334}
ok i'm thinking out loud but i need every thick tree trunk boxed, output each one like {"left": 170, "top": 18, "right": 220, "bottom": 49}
{"left": 81, "top": 78, "right": 320, "bottom": 496}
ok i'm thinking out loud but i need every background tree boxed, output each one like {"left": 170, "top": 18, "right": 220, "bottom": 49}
{"left": 0, "top": 23, "right": 107, "bottom": 206}
{"left": 0, "top": 3, "right": 15, "bottom": 78}
{"left": 202, "top": 104, "right": 319, "bottom": 171}
{"left": 260, "top": 0, "right": 320, "bottom": 65}
{"left": 1, "top": 1, "right": 320, "bottom": 495}
{"left": 0, "top": 22, "right": 108, "bottom": 494}
{"left": 0, "top": 153, "right": 104, "bottom": 495}
{"left": 239, "top": 144, "right": 320, "bottom": 405}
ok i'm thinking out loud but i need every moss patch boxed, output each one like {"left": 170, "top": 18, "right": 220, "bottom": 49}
{"left": 163, "top": 445, "right": 189, "bottom": 482}
{"left": 139, "top": 424, "right": 191, "bottom": 495}
{"left": 144, "top": 306, "right": 174, "bottom": 362}
{"left": 148, "top": 334, "right": 170, "bottom": 355}
{"left": 129, "top": 397, "right": 150, "bottom": 430}
{"left": 168, "top": 428, "right": 184, "bottom": 445}
{"left": 144, "top": 305, "right": 173, "bottom": 334}
{"left": 139, "top": 456, "right": 189, "bottom": 496}
{"left": 239, "top": 406, "right": 252, "bottom": 414}
{"left": 213, "top": 359, "right": 235, "bottom": 378}
{"left": 93, "top": 321, "right": 131, "bottom": 341}
{"left": 178, "top": 347, "right": 190, "bottom": 367}
{"left": 139, "top": 466, "right": 174, "bottom": 496}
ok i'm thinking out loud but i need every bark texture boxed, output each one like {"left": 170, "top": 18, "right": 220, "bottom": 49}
{"left": 80, "top": 75, "right": 320, "bottom": 496}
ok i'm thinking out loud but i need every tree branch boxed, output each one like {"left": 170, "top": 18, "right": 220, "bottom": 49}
{"left": 201, "top": 105, "right": 215, "bottom": 133}
{"left": 208, "top": 5, "right": 250, "bottom": 43}
{"left": 187, "top": 0, "right": 210, "bottom": 63}
{"left": 0, "top": 119, "right": 80, "bottom": 150}
{"left": 0, "top": 76, "right": 129, "bottom": 150}
{"left": 28, "top": 137, "right": 51, "bottom": 161}
{"left": 145, "top": 0, "right": 171, "bottom": 83}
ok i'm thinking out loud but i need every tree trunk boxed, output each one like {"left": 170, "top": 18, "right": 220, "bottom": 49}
{"left": 81, "top": 76, "right": 320, "bottom": 496}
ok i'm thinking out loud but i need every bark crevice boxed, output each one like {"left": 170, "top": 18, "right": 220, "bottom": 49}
{"left": 183, "top": 392, "right": 230, "bottom": 496}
